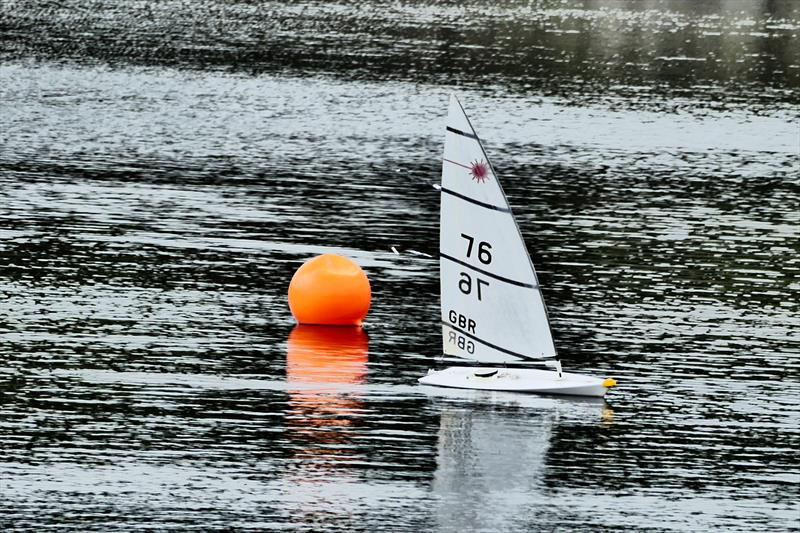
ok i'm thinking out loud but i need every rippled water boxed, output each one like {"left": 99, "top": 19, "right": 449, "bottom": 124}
{"left": 1, "top": 1, "right": 799, "bottom": 531}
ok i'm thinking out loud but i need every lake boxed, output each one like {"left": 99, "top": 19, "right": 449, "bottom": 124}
{"left": 1, "top": 0, "right": 798, "bottom": 531}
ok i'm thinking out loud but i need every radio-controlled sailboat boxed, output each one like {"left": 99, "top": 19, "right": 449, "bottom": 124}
{"left": 418, "top": 95, "right": 617, "bottom": 397}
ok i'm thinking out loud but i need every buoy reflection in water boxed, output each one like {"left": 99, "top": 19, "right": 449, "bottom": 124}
{"left": 285, "top": 326, "right": 369, "bottom": 465}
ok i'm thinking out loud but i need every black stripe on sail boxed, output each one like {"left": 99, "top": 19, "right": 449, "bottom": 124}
{"left": 440, "top": 187, "right": 511, "bottom": 213}
{"left": 446, "top": 126, "right": 479, "bottom": 140}
{"left": 441, "top": 253, "right": 539, "bottom": 289}
{"left": 442, "top": 322, "right": 556, "bottom": 362}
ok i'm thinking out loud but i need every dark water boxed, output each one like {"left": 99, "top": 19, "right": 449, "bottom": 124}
{"left": 1, "top": 1, "right": 799, "bottom": 531}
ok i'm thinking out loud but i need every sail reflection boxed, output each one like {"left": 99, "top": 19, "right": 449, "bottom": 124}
{"left": 432, "top": 400, "right": 609, "bottom": 532}
{"left": 285, "top": 325, "right": 368, "bottom": 464}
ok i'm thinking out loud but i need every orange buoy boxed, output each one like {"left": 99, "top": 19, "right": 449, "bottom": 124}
{"left": 288, "top": 254, "right": 371, "bottom": 326}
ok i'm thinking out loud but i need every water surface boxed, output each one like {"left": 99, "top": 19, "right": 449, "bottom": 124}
{"left": 1, "top": 0, "right": 799, "bottom": 531}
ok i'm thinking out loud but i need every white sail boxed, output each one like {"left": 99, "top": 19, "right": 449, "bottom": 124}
{"left": 440, "top": 95, "right": 557, "bottom": 363}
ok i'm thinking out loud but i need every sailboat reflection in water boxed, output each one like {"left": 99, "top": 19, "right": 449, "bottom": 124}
{"left": 285, "top": 325, "right": 368, "bottom": 462}
{"left": 433, "top": 399, "right": 611, "bottom": 532}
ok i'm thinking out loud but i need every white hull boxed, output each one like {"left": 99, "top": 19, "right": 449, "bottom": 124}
{"left": 418, "top": 366, "right": 613, "bottom": 397}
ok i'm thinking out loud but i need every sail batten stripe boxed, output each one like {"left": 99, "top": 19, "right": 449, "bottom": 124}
{"left": 441, "top": 253, "right": 539, "bottom": 289}
{"left": 442, "top": 322, "right": 557, "bottom": 361}
{"left": 440, "top": 187, "right": 511, "bottom": 213}
{"left": 446, "top": 126, "right": 479, "bottom": 140}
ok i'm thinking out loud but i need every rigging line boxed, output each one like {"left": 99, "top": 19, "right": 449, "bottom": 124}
{"left": 439, "top": 187, "right": 511, "bottom": 213}
{"left": 443, "top": 158, "right": 471, "bottom": 169}
{"left": 446, "top": 126, "right": 479, "bottom": 140}
{"left": 440, "top": 253, "right": 539, "bottom": 289}
{"left": 442, "top": 322, "right": 557, "bottom": 362}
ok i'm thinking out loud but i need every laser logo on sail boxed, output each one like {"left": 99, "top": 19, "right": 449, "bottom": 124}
{"left": 469, "top": 160, "right": 489, "bottom": 183}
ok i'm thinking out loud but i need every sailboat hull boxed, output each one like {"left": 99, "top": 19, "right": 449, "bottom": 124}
{"left": 418, "top": 366, "right": 612, "bottom": 397}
